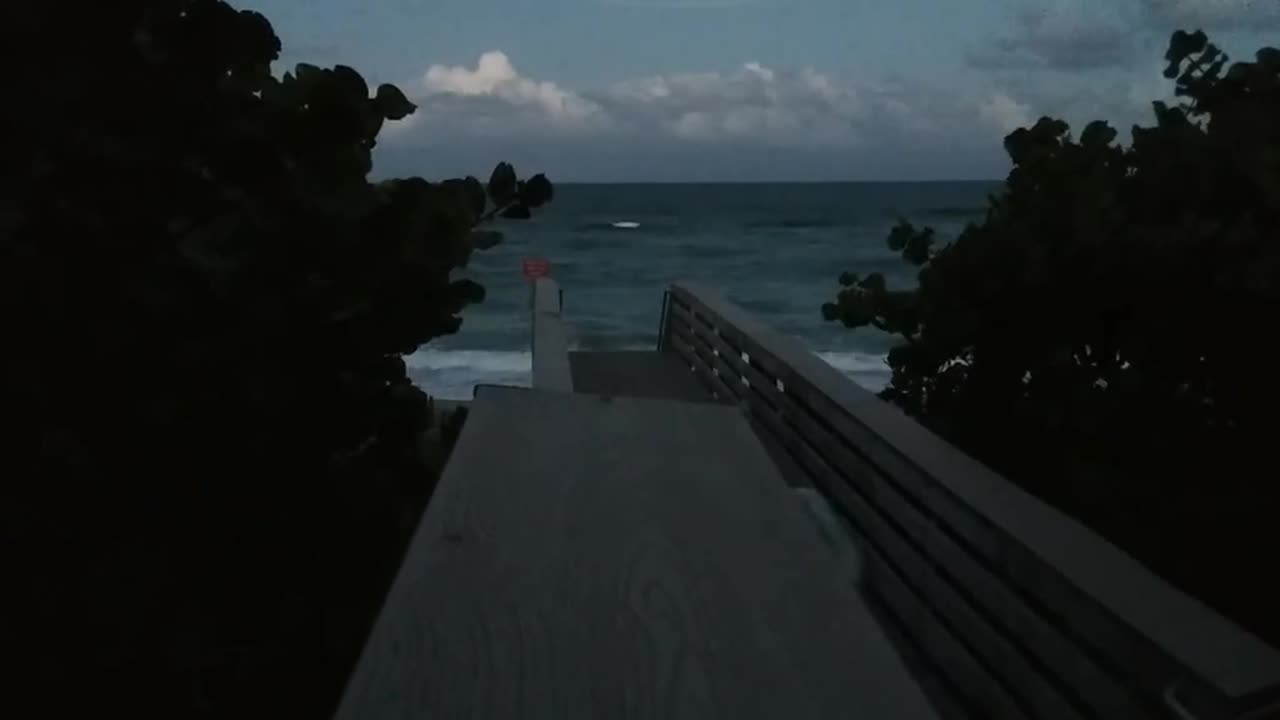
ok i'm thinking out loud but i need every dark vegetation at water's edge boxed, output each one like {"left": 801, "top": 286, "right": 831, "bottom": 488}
{"left": 5, "top": 2, "right": 549, "bottom": 717}
{"left": 825, "top": 30, "right": 1280, "bottom": 646}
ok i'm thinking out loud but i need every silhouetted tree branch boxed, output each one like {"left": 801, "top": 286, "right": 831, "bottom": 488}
{"left": 3, "top": 1, "right": 554, "bottom": 717}
{"left": 824, "top": 29, "right": 1280, "bottom": 645}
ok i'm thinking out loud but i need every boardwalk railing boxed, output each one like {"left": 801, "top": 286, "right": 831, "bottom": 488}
{"left": 530, "top": 277, "right": 573, "bottom": 391}
{"left": 659, "top": 282, "right": 1280, "bottom": 720}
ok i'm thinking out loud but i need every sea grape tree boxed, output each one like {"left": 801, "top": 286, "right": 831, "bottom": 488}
{"left": 823, "top": 30, "right": 1280, "bottom": 642}
{"left": 4, "top": 1, "right": 552, "bottom": 715}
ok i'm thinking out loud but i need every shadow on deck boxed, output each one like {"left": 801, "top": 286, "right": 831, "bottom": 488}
{"left": 568, "top": 350, "right": 719, "bottom": 403}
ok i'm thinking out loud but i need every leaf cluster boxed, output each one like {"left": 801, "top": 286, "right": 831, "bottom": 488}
{"left": 822, "top": 30, "right": 1280, "bottom": 642}
{"left": 4, "top": 1, "right": 552, "bottom": 716}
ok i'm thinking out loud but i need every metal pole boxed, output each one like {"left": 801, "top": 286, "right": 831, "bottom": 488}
{"left": 657, "top": 290, "right": 671, "bottom": 351}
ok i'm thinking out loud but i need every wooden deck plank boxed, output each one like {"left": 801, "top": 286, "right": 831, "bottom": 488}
{"left": 568, "top": 350, "right": 720, "bottom": 403}
{"left": 336, "top": 386, "right": 939, "bottom": 720}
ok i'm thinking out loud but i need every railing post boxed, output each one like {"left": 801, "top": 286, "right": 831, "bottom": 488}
{"left": 657, "top": 289, "right": 673, "bottom": 351}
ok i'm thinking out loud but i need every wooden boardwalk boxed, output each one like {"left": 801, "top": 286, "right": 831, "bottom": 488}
{"left": 568, "top": 350, "right": 717, "bottom": 403}
{"left": 338, "top": 277, "right": 1280, "bottom": 720}
{"left": 336, "top": 386, "right": 939, "bottom": 719}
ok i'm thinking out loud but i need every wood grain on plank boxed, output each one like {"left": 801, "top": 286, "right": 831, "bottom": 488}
{"left": 336, "top": 386, "right": 939, "bottom": 720}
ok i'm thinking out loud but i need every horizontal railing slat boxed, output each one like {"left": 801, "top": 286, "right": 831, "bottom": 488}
{"left": 752, "top": 395, "right": 1030, "bottom": 720}
{"left": 664, "top": 281, "right": 1280, "bottom": 719}
{"left": 675, "top": 289, "right": 1114, "bottom": 720}
{"left": 671, "top": 298, "right": 782, "bottom": 410}
{"left": 669, "top": 302, "right": 753, "bottom": 403}
{"left": 774, "top": 385, "right": 1135, "bottom": 720}
{"left": 667, "top": 320, "right": 734, "bottom": 402}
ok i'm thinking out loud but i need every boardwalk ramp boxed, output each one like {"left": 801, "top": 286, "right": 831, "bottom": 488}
{"left": 336, "top": 385, "right": 939, "bottom": 720}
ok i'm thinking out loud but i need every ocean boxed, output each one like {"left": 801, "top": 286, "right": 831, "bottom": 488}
{"left": 405, "top": 181, "right": 1000, "bottom": 400}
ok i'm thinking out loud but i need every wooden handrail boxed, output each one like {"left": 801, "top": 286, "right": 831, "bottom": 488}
{"left": 662, "top": 281, "right": 1280, "bottom": 720}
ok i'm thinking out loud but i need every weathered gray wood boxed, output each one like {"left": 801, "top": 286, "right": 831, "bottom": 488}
{"left": 784, "top": 404, "right": 1104, "bottom": 720}
{"left": 794, "top": 487, "right": 863, "bottom": 588}
{"left": 671, "top": 299, "right": 785, "bottom": 413}
{"left": 671, "top": 302, "right": 743, "bottom": 388}
{"left": 749, "top": 399, "right": 1027, "bottom": 719}
{"left": 531, "top": 277, "right": 573, "bottom": 392}
{"left": 667, "top": 317, "right": 737, "bottom": 403}
{"left": 783, "top": 392, "right": 1157, "bottom": 717}
{"left": 666, "top": 300, "right": 825, "bottom": 492}
{"left": 336, "top": 386, "right": 940, "bottom": 720}
{"left": 784, "top": 392, "right": 1150, "bottom": 718}
{"left": 568, "top": 351, "right": 717, "bottom": 403}
{"left": 677, "top": 296, "right": 1151, "bottom": 718}
{"left": 670, "top": 282, "right": 1280, "bottom": 719}
{"left": 744, "top": 412, "right": 814, "bottom": 489}
{"left": 677, "top": 325, "right": 743, "bottom": 403}
{"left": 657, "top": 289, "right": 675, "bottom": 351}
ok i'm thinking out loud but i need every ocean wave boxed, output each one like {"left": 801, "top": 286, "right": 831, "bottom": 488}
{"left": 816, "top": 351, "right": 891, "bottom": 392}
{"left": 560, "top": 235, "right": 614, "bottom": 252}
{"left": 680, "top": 243, "right": 739, "bottom": 260}
{"left": 404, "top": 349, "right": 531, "bottom": 372}
{"left": 747, "top": 217, "right": 839, "bottom": 230}
{"left": 923, "top": 205, "right": 985, "bottom": 218}
{"left": 404, "top": 347, "right": 890, "bottom": 399}
{"left": 573, "top": 221, "right": 646, "bottom": 232}
{"left": 732, "top": 296, "right": 791, "bottom": 315}
{"left": 404, "top": 350, "right": 531, "bottom": 400}
{"left": 570, "top": 330, "right": 658, "bottom": 350}
{"left": 815, "top": 351, "right": 889, "bottom": 375}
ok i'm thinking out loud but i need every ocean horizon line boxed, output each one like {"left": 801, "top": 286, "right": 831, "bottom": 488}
{"left": 548, "top": 178, "right": 1003, "bottom": 186}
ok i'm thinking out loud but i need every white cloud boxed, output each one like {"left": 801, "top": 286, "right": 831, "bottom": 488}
{"left": 380, "top": 51, "right": 1042, "bottom": 155}
{"left": 979, "top": 92, "right": 1035, "bottom": 133}
{"left": 419, "top": 51, "right": 606, "bottom": 126}
{"left": 380, "top": 51, "right": 609, "bottom": 141}
{"left": 598, "top": 62, "right": 869, "bottom": 147}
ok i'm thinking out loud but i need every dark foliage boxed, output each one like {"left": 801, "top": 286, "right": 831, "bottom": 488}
{"left": 3, "top": 1, "right": 551, "bottom": 716}
{"left": 440, "top": 405, "right": 471, "bottom": 454}
{"left": 823, "top": 30, "right": 1280, "bottom": 643}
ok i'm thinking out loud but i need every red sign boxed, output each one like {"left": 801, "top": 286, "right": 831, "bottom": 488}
{"left": 522, "top": 257, "right": 551, "bottom": 279}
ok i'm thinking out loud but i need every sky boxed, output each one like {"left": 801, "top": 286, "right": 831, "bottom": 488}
{"left": 240, "top": 0, "right": 1280, "bottom": 181}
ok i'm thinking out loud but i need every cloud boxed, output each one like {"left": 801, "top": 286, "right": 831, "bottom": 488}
{"left": 600, "top": 0, "right": 761, "bottom": 7}
{"left": 378, "top": 51, "right": 611, "bottom": 147}
{"left": 978, "top": 92, "right": 1035, "bottom": 133}
{"left": 969, "top": 0, "right": 1280, "bottom": 72}
{"left": 383, "top": 52, "right": 1020, "bottom": 153}
{"left": 419, "top": 51, "right": 606, "bottom": 127}
{"left": 966, "top": 1, "right": 1141, "bottom": 70}
{"left": 1140, "top": 0, "right": 1280, "bottom": 29}
{"left": 375, "top": 51, "right": 1095, "bottom": 180}
{"left": 598, "top": 62, "right": 872, "bottom": 147}
{"left": 986, "top": 54, "right": 1181, "bottom": 140}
